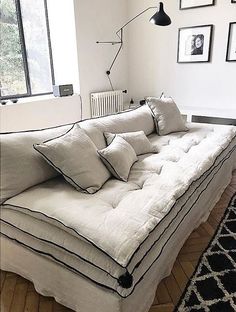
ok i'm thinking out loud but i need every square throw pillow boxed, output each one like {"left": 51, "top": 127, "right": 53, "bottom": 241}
{"left": 104, "top": 130, "right": 158, "bottom": 155}
{"left": 33, "top": 124, "right": 110, "bottom": 194}
{"left": 97, "top": 136, "right": 138, "bottom": 182}
{"left": 146, "top": 97, "right": 188, "bottom": 135}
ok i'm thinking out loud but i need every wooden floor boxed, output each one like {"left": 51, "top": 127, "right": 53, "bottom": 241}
{"left": 1, "top": 171, "right": 236, "bottom": 312}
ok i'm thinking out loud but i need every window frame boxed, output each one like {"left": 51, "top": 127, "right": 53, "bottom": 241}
{"left": 0, "top": 0, "right": 55, "bottom": 100}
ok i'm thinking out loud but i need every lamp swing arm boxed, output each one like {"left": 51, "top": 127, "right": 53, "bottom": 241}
{"left": 116, "top": 6, "right": 157, "bottom": 34}
{"left": 106, "top": 28, "right": 123, "bottom": 75}
{"left": 96, "top": 6, "right": 157, "bottom": 46}
{"left": 100, "top": 6, "right": 158, "bottom": 75}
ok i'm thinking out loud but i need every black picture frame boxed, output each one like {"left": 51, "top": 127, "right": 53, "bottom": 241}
{"left": 177, "top": 24, "right": 214, "bottom": 63}
{"left": 180, "top": 0, "right": 215, "bottom": 10}
{"left": 226, "top": 22, "right": 236, "bottom": 62}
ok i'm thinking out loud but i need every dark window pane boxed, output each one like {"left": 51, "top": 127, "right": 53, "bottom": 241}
{"left": 20, "top": 0, "right": 53, "bottom": 94}
{"left": 0, "top": 0, "right": 27, "bottom": 97}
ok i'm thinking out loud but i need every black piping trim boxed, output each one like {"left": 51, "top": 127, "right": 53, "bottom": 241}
{"left": 2, "top": 136, "right": 236, "bottom": 272}
{"left": 1, "top": 150, "right": 234, "bottom": 299}
{"left": 0, "top": 105, "right": 144, "bottom": 135}
{"left": 0, "top": 218, "right": 119, "bottom": 281}
{"left": 97, "top": 135, "right": 126, "bottom": 181}
{"left": 97, "top": 151, "right": 124, "bottom": 181}
{"left": 147, "top": 101, "right": 188, "bottom": 135}
{"left": 33, "top": 146, "right": 87, "bottom": 194}
{"left": 97, "top": 135, "right": 138, "bottom": 182}
{"left": 1, "top": 203, "right": 123, "bottom": 268}
{"left": 103, "top": 132, "right": 116, "bottom": 146}
{"left": 0, "top": 176, "right": 60, "bottom": 205}
{"left": 127, "top": 147, "right": 236, "bottom": 298}
{"left": 103, "top": 131, "right": 157, "bottom": 156}
{"left": 0, "top": 233, "right": 119, "bottom": 295}
{"left": 173, "top": 192, "right": 236, "bottom": 312}
{"left": 126, "top": 135, "right": 236, "bottom": 267}
{"left": 130, "top": 145, "right": 236, "bottom": 274}
{"left": 38, "top": 124, "right": 75, "bottom": 144}
{"left": 0, "top": 120, "right": 76, "bottom": 135}
{"left": 33, "top": 124, "right": 90, "bottom": 194}
{"left": 147, "top": 103, "right": 160, "bottom": 135}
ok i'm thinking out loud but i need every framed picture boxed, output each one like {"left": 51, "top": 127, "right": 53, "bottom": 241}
{"left": 177, "top": 25, "right": 213, "bottom": 63}
{"left": 232, "top": 0, "right": 236, "bottom": 3}
{"left": 180, "top": 0, "right": 215, "bottom": 10}
{"left": 226, "top": 22, "right": 236, "bottom": 62}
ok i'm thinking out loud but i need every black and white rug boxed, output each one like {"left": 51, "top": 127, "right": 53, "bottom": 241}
{"left": 175, "top": 194, "right": 236, "bottom": 312}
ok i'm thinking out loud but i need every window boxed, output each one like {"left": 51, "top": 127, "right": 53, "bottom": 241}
{"left": 0, "top": 0, "right": 54, "bottom": 99}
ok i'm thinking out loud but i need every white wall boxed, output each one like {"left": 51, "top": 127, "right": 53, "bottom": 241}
{"left": 0, "top": 95, "right": 81, "bottom": 132}
{"left": 74, "top": 0, "right": 128, "bottom": 118}
{"left": 127, "top": 0, "right": 236, "bottom": 115}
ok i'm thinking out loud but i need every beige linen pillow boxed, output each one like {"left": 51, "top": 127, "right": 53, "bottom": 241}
{"left": 97, "top": 136, "right": 138, "bottom": 182}
{"left": 34, "top": 124, "right": 110, "bottom": 194}
{"left": 104, "top": 131, "right": 158, "bottom": 155}
{"left": 0, "top": 123, "right": 73, "bottom": 203}
{"left": 147, "top": 97, "right": 188, "bottom": 135}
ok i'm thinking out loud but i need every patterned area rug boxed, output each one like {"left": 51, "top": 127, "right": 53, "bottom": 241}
{"left": 175, "top": 194, "right": 236, "bottom": 312}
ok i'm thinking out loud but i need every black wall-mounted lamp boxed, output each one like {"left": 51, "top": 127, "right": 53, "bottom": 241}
{"left": 97, "top": 2, "right": 171, "bottom": 90}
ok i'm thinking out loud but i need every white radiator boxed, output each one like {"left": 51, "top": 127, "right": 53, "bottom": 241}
{"left": 90, "top": 90, "right": 124, "bottom": 117}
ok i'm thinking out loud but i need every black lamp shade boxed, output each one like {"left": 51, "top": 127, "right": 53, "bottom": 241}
{"left": 149, "top": 2, "right": 171, "bottom": 26}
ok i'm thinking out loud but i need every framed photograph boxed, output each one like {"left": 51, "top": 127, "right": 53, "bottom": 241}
{"left": 177, "top": 25, "right": 213, "bottom": 63}
{"left": 226, "top": 22, "right": 236, "bottom": 62}
{"left": 180, "top": 0, "right": 215, "bottom": 10}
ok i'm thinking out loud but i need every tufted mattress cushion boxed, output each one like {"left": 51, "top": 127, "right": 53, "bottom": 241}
{"left": 1, "top": 123, "right": 236, "bottom": 297}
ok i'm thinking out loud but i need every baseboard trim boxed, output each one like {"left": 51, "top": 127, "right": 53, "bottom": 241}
{"left": 192, "top": 115, "right": 236, "bottom": 126}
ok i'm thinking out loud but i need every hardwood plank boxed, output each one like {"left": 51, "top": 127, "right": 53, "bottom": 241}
{"left": 207, "top": 215, "right": 219, "bottom": 229}
{"left": 155, "top": 281, "right": 171, "bottom": 304}
{"left": 164, "top": 275, "right": 182, "bottom": 305}
{"left": 0, "top": 271, "right": 6, "bottom": 292}
{"left": 1, "top": 275, "right": 17, "bottom": 312}
{"left": 171, "top": 261, "right": 188, "bottom": 292}
{"left": 39, "top": 298, "right": 53, "bottom": 312}
{"left": 24, "top": 291, "right": 40, "bottom": 312}
{"left": 179, "top": 261, "right": 195, "bottom": 279}
{"left": 10, "top": 282, "right": 28, "bottom": 312}
{"left": 195, "top": 226, "right": 210, "bottom": 238}
{"left": 178, "top": 252, "right": 202, "bottom": 262}
{"left": 201, "top": 222, "right": 215, "bottom": 236}
{"left": 149, "top": 303, "right": 174, "bottom": 312}
{"left": 180, "top": 242, "right": 208, "bottom": 255}
{"left": 188, "top": 231, "right": 200, "bottom": 239}
{"left": 53, "top": 301, "right": 72, "bottom": 312}
{"left": 27, "top": 284, "right": 36, "bottom": 292}
{"left": 185, "top": 236, "right": 210, "bottom": 247}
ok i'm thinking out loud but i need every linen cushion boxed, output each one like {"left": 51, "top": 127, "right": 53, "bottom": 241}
{"left": 97, "top": 136, "right": 138, "bottom": 182}
{"left": 79, "top": 105, "right": 155, "bottom": 150}
{"left": 34, "top": 124, "right": 110, "bottom": 194}
{"left": 0, "top": 123, "right": 73, "bottom": 203}
{"left": 104, "top": 131, "right": 158, "bottom": 155}
{"left": 147, "top": 97, "right": 188, "bottom": 135}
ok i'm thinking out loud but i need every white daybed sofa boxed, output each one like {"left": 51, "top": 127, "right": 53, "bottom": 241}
{"left": 1, "top": 105, "right": 236, "bottom": 312}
